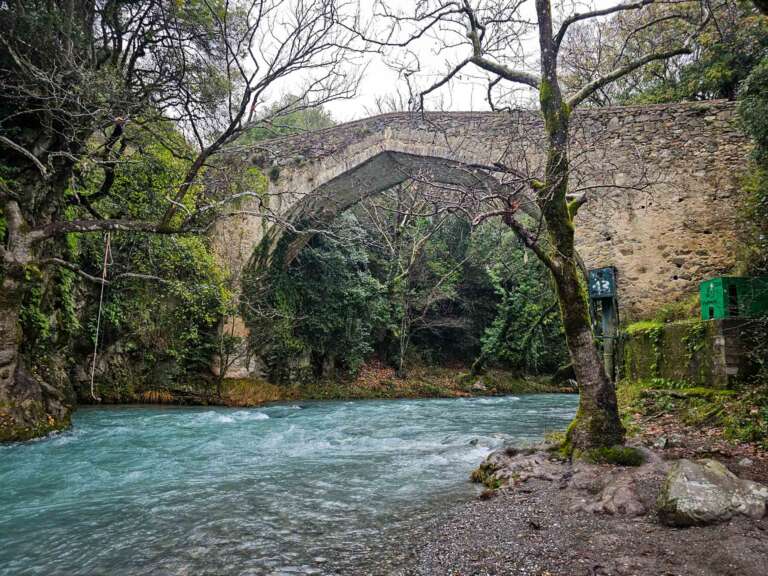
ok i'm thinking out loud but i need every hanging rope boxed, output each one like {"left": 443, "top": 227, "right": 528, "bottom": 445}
{"left": 89, "top": 232, "right": 112, "bottom": 402}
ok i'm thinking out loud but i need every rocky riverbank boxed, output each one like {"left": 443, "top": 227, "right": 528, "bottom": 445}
{"left": 397, "top": 439, "right": 768, "bottom": 575}
{"left": 79, "top": 364, "right": 572, "bottom": 407}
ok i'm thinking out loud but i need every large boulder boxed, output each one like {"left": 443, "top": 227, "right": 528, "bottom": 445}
{"left": 472, "top": 446, "right": 664, "bottom": 517}
{"left": 471, "top": 447, "right": 564, "bottom": 488}
{"left": 570, "top": 467, "right": 648, "bottom": 516}
{"left": 657, "top": 458, "right": 768, "bottom": 526}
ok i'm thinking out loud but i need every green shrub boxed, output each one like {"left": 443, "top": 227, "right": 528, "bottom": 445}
{"left": 625, "top": 320, "right": 663, "bottom": 335}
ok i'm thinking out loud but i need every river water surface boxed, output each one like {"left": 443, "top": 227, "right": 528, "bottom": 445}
{"left": 0, "top": 394, "right": 577, "bottom": 575}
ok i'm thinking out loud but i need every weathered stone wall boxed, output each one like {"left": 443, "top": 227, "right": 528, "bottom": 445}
{"left": 621, "top": 319, "right": 752, "bottom": 388}
{"left": 572, "top": 102, "right": 749, "bottom": 319}
{"left": 214, "top": 100, "right": 750, "bottom": 342}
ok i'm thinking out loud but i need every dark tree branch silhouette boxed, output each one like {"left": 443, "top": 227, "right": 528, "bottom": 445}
{"left": 361, "top": 0, "right": 711, "bottom": 451}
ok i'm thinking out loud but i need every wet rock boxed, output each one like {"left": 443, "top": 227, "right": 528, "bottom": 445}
{"left": 478, "top": 447, "right": 659, "bottom": 517}
{"left": 668, "top": 433, "right": 685, "bottom": 447}
{"left": 573, "top": 471, "right": 647, "bottom": 516}
{"left": 569, "top": 466, "right": 604, "bottom": 495}
{"left": 568, "top": 463, "right": 653, "bottom": 517}
{"left": 483, "top": 448, "right": 563, "bottom": 485}
{"left": 657, "top": 459, "right": 768, "bottom": 526}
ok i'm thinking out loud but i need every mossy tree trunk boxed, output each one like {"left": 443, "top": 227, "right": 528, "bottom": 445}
{"left": 530, "top": 0, "right": 623, "bottom": 450}
{"left": 0, "top": 269, "right": 25, "bottom": 423}
{"left": 1, "top": 202, "right": 34, "bottom": 413}
{"left": 0, "top": 200, "right": 70, "bottom": 440}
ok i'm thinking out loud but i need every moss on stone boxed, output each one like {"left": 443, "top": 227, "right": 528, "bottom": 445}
{"left": 0, "top": 404, "right": 71, "bottom": 442}
{"left": 625, "top": 320, "right": 664, "bottom": 335}
{"left": 470, "top": 461, "right": 502, "bottom": 489}
{"left": 578, "top": 445, "right": 645, "bottom": 467}
{"left": 563, "top": 402, "right": 625, "bottom": 455}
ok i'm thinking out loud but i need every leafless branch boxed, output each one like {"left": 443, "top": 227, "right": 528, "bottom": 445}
{"left": 40, "top": 258, "right": 172, "bottom": 286}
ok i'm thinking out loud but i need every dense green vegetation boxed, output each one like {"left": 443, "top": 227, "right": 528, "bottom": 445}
{"left": 618, "top": 378, "right": 768, "bottom": 448}
{"left": 14, "top": 127, "right": 230, "bottom": 401}
{"left": 243, "top": 199, "right": 567, "bottom": 385}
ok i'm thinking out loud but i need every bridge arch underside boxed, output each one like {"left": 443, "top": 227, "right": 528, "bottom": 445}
{"left": 248, "top": 150, "right": 534, "bottom": 274}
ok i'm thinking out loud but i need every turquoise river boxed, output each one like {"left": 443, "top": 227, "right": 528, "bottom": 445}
{"left": 0, "top": 394, "right": 577, "bottom": 575}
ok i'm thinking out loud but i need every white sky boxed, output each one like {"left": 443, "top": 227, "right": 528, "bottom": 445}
{"left": 322, "top": 0, "right": 609, "bottom": 121}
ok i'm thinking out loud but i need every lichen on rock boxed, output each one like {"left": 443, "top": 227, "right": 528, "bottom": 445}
{"left": 657, "top": 458, "right": 768, "bottom": 526}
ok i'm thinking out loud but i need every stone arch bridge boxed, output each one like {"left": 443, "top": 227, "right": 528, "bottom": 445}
{"left": 210, "top": 100, "right": 749, "bottom": 377}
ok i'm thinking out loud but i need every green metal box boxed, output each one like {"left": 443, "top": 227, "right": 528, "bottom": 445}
{"left": 700, "top": 276, "right": 768, "bottom": 320}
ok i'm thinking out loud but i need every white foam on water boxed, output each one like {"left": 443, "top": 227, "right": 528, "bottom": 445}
{"left": 0, "top": 395, "right": 578, "bottom": 576}
{"left": 232, "top": 410, "right": 270, "bottom": 421}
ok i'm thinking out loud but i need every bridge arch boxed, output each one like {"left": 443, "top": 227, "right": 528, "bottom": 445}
{"left": 209, "top": 101, "right": 750, "bottom": 378}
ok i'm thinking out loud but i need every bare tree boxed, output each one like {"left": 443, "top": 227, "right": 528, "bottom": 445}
{"left": 356, "top": 181, "right": 463, "bottom": 377}
{"left": 558, "top": 0, "right": 757, "bottom": 105}
{"left": 0, "top": 0, "right": 363, "bottom": 439}
{"left": 361, "top": 0, "right": 710, "bottom": 451}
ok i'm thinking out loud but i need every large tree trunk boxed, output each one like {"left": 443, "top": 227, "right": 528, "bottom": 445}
{"left": 1, "top": 201, "right": 72, "bottom": 441}
{"left": 533, "top": 0, "right": 624, "bottom": 451}
{"left": 539, "top": 124, "right": 625, "bottom": 451}
{"left": 0, "top": 273, "right": 24, "bottom": 413}
{"left": 552, "top": 257, "right": 624, "bottom": 450}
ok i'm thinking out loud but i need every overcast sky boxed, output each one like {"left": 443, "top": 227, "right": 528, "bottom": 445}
{"left": 321, "top": 0, "right": 609, "bottom": 122}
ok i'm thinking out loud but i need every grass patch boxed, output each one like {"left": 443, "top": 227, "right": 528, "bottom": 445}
{"left": 625, "top": 320, "right": 663, "bottom": 335}
{"left": 222, "top": 378, "right": 284, "bottom": 406}
{"left": 544, "top": 430, "right": 567, "bottom": 447}
{"left": 618, "top": 378, "right": 768, "bottom": 448}
{"left": 139, "top": 389, "right": 175, "bottom": 403}
{"left": 653, "top": 294, "right": 700, "bottom": 324}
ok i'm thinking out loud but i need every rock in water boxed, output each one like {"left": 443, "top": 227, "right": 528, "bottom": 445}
{"left": 657, "top": 459, "right": 768, "bottom": 526}
{"left": 471, "top": 381, "right": 487, "bottom": 392}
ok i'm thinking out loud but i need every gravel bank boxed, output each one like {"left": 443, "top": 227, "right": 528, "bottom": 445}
{"left": 396, "top": 474, "right": 768, "bottom": 576}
